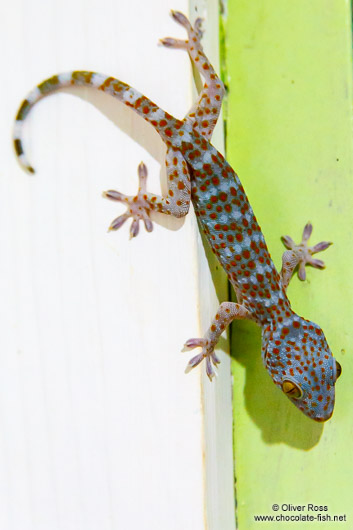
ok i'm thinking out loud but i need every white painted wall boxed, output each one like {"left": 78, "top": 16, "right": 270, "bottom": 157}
{"left": 0, "top": 0, "right": 235, "bottom": 528}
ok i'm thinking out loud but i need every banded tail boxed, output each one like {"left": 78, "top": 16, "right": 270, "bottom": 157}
{"left": 13, "top": 70, "right": 179, "bottom": 173}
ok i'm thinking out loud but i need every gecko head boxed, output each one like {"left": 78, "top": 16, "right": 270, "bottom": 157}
{"left": 262, "top": 315, "right": 341, "bottom": 422}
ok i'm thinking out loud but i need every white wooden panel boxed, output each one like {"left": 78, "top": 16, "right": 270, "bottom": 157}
{"left": 189, "top": 1, "right": 236, "bottom": 529}
{"left": 0, "top": 0, "right": 235, "bottom": 529}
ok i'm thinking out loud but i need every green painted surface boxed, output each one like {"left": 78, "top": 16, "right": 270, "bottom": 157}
{"left": 224, "top": 2, "right": 353, "bottom": 528}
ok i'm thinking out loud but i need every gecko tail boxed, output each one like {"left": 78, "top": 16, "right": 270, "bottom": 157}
{"left": 13, "top": 137, "right": 35, "bottom": 174}
{"left": 12, "top": 72, "right": 89, "bottom": 174}
{"left": 13, "top": 70, "right": 178, "bottom": 174}
{"left": 13, "top": 82, "right": 47, "bottom": 173}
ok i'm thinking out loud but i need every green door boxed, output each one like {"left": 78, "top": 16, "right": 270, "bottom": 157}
{"left": 223, "top": 2, "right": 353, "bottom": 527}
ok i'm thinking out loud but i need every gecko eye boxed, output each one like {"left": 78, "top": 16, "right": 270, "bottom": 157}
{"left": 335, "top": 361, "right": 342, "bottom": 379}
{"left": 282, "top": 380, "right": 303, "bottom": 399}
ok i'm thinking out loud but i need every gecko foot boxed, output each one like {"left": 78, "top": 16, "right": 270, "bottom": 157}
{"left": 159, "top": 11, "right": 203, "bottom": 51}
{"left": 281, "top": 222, "right": 332, "bottom": 281}
{"left": 103, "top": 162, "right": 153, "bottom": 238}
{"left": 183, "top": 337, "right": 220, "bottom": 381}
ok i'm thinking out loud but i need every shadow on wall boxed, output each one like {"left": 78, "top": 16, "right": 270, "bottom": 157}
{"left": 24, "top": 84, "right": 186, "bottom": 232}
{"left": 231, "top": 318, "right": 324, "bottom": 450}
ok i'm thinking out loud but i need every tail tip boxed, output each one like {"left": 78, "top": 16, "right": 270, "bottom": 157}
{"left": 17, "top": 158, "right": 36, "bottom": 174}
{"left": 17, "top": 157, "right": 36, "bottom": 174}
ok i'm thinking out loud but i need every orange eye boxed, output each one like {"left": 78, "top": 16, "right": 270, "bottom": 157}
{"left": 335, "top": 360, "right": 342, "bottom": 380}
{"left": 282, "top": 380, "right": 302, "bottom": 399}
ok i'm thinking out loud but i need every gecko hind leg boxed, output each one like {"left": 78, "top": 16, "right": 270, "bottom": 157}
{"left": 103, "top": 162, "right": 153, "bottom": 238}
{"left": 184, "top": 302, "right": 251, "bottom": 380}
{"left": 160, "top": 11, "right": 225, "bottom": 141}
{"left": 103, "top": 149, "right": 191, "bottom": 237}
{"left": 280, "top": 222, "right": 332, "bottom": 290}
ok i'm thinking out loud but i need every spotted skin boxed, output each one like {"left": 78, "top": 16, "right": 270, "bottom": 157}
{"left": 13, "top": 11, "right": 340, "bottom": 421}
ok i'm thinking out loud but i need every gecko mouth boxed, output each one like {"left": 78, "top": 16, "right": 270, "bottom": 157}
{"left": 314, "top": 410, "right": 333, "bottom": 422}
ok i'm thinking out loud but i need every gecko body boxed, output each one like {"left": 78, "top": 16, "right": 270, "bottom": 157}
{"left": 13, "top": 11, "right": 341, "bottom": 421}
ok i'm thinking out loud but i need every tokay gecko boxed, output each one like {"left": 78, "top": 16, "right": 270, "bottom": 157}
{"left": 13, "top": 11, "right": 341, "bottom": 421}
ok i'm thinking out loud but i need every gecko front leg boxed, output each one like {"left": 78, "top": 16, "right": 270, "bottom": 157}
{"left": 184, "top": 302, "right": 251, "bottom": 380}
{"left": 280, "top": 222, "right": 332, "bottom": 291}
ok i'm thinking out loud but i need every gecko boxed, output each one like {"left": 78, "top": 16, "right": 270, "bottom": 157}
{"left": 13, "top": 11, "right": 341, "bottom": 422}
